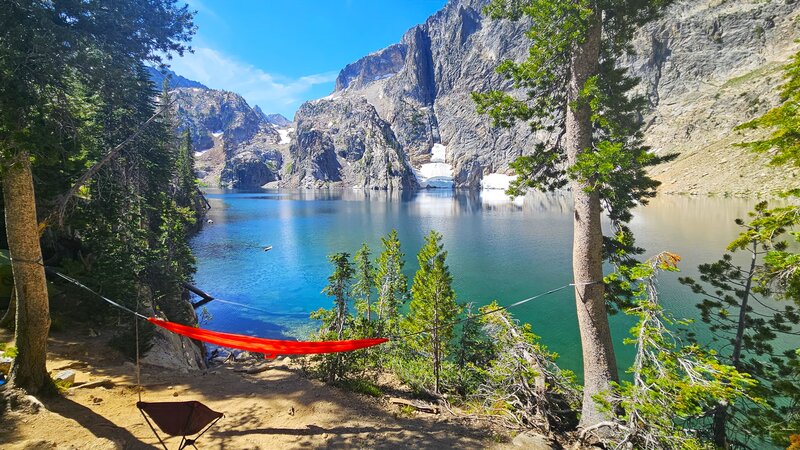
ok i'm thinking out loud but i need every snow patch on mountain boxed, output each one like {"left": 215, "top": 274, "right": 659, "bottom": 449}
{"left": 277, "top": 128, "right": 294, "bottom": 145}
{"left": 415, "top": 143, "right": 454, "bottom": 188}
{"left": 481, "top": 173, "right": 516, "bottom": 190}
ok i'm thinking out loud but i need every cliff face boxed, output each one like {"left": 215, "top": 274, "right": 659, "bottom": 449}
{"left": 287, "top": 0, "right": 800, "bottom": 195}
{"left": 626, "top": 0, "right": 800, "bottom": 195}
{"left": 287, "top": 98, "right": 416, "bottom": 190}
{"left": 171, "top": 88, "right": 293, "bottom": 189}
{"left": 288, "top": 0, "right": 537, "bottom": 190}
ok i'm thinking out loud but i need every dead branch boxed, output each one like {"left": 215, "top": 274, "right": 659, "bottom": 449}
{"left": 51, "top": 98, "right": 177, "bottom": 226}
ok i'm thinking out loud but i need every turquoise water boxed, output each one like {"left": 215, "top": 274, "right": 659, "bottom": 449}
{"left": 190, "top": 189, "right": 777, "bottom": 376}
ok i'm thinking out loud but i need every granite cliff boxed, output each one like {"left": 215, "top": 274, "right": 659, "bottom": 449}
{"left": 285, "top": 0, "right": 800, "bottom": 195}
{"left": 627, "top": 0, "right": 800, "bottom": 195}
{"left": 167, "top": 87, "right": 293, "bottom": 189}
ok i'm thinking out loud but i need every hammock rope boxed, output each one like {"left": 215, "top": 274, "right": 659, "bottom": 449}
{"left": 0, "top": 254, "right": 593, "bottom": 355}
{"left": 1, "top": 254, "right": 387, "bottom": 356}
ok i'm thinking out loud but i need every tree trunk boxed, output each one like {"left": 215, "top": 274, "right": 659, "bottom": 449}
{"left": 0, "top": 287, "right": 15, "bottom": 330}
{"left": 713, "top": 240, "right": 758, "bottom": 448}
{"left": 433, "top": 296, "right": 440, "bottom": 395}
{"left": 2, "top": 151, "right": 52, "bottom": 394}
{"left": 566, "top": 14, "right": 619, "bottom": 429}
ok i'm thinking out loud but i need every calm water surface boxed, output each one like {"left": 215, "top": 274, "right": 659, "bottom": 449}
{"left": 191, "top": 189, "right": 786, "bottom": 376}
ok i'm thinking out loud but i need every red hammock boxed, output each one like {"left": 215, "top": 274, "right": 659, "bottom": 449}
{"left": 148, "top": 318, "right": 388, "bottom": 357}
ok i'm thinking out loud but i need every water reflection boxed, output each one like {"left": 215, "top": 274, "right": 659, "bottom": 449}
{"left": 194, "top": 188, "right": 797, "bottom": 375}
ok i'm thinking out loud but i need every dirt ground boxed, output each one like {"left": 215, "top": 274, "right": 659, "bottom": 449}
{"left": 0, "top": 328, "right": 513, "bottom": 449}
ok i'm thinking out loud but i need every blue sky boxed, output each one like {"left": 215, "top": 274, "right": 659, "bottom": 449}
{"left": 167, "top": 0, "right": 446, "bottom": 119}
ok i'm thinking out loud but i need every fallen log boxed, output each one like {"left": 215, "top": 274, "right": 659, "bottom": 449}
{"left": 389, "top": 397, "right": 440, "bottom": 414}
{"left": 184, "top": 282, "right": 214, "bottom": 308}
{"left": 70, "top": 379, "right": 115, "bottom": 390}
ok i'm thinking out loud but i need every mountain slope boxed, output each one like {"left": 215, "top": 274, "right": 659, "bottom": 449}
{"left": 172, "top": 88, "right": 294, "bottom": 189}
{"left": 627, "top": 0, "right": 800, "bottom": 195}
{"left": 145, "top": 69, "right": 296, "bottom": 189}
{"left": 146, "top": 66, "right": 208, "bottom": 90}
{"left": 286, "top": 0, "right": 534, "bottom": 190}
{"left": 286, "top": 0, "right": 800, "bottom": 195}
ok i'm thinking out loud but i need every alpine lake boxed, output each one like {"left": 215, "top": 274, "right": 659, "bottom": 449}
{"left": 191, "top": 188, "right": 795, "bottom": 379}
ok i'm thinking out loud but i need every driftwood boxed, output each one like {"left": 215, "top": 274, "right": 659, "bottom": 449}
{"left": 184, "top": 282, "right": 215, "bottom": 308}
{"left": 389, "top": 397, "right": 440, "bottom": 414}
{"left": 70, "top": 379, "right": 115, "bottom": 390}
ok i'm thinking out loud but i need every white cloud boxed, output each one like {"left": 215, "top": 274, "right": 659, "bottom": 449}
{"left": 166, "top": 46, "right": 337, "bottom": 118}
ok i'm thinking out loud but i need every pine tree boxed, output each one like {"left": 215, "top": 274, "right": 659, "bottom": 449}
{"left": 605, "top": 253, "right": 757, "bottom": 450}
{"left": 478, "top": 301, "right": 579, "bottom": 429}
{"left": 313, "top": 252, "right": 355, "bottom": 383}
{"left": 353, "top": 243, "right": 375, "bottom": 328}
{"left": 175, "top": 129, "right": 197, "bottom": 207}
{"left": 680, "top": 203, "right": 800, "bottom": 448}
{"left": 405, "top": 231, "right": 460, "bottom": 394}
{"left": 322, "top": 253, "right": 354, "bottom": 340}
{"left": 0, "top": 0, "right": 194, "bottom": 394}
{"left": 452, "top": 303, "right": 495, "bottom": 397}
{"left": 375, "top": 230, "right": 408, "bottom": 334}
{"left": 729, "top": 48, "right": 800, "bottom": 446}
{"left": 473, "top": 0, "right": 673, "bottom": 426}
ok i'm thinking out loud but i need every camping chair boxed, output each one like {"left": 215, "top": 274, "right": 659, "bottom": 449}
{"left": 137, "top": 401, "right": 224, "bottom": 450}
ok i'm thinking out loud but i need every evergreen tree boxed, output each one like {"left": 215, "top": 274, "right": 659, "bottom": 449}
{"left": 375, "top": 230, "right": 408, "bottom": 334}
{"left": 604, "top": 253, "right": 757, "bottom": 450}
{"left": 405, "top": 231, "right": 460, "bottom": 394}
{"left": 730, "top": 48, "right": 800, "bottom": 446}
{"left": 680, "top": 204, "right": 800, "bottom": 448}
{"left": 478, "top": 301, "right": 579, "bottom": 430}
{"left": 473, "top": 0, "right": 673, "bottom": 426}
{"left": 322, "top": 253, "right": 354, "bottom": 340}
{"left": 353, "top": 243, "right": 375, "bottom": 327}
{"left": 312, "top": 252, "right": 355, "bottom": 383}
{"left": 0, "top": 0, "right": 194, "bottom": 394}
{"left": 175, "top": 129, "right": 197, "bottom": 207}
{"left": 66, "top": 65, "right": 197, "bottom": 355}
{"left": 450, "top": 303, "right": 494, "bottom": 397}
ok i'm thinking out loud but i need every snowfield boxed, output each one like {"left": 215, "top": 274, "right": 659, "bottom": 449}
{"left": 278, "top": 128, "right": 294, "bottom": 145}
{"left": 481, "top": 173, "right": 517, "bottom": 190}
{"left": 415, "top": 143, "right": 454, "bottom": 188}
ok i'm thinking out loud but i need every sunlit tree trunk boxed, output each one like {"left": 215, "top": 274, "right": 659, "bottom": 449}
{"left": 2, "top": 151, "right": 51, "bottom": 394}
{"left": 566, "top": 13, "right": 619, "bottom": 428}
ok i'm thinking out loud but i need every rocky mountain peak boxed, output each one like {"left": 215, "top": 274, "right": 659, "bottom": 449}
{"left": 170, "top": 87, "right": 292, "bottom": 189}
{"left": 284, "top": 0, "right": 800, "bottom": 195}
{"left": 146, "top": 66, "right": 208, "bottom": 90}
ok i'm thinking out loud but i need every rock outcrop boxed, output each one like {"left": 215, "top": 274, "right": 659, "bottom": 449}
{"left": 286, "top": 98, "right": 416, "bottom": 190}
{"left": 626, "top": 0, "right": 800, "bottom": 195}
{"left": 170, "top": 88, "right": 293, "bottom": 189}
{"left": 287, "top": 0, "right": 800, "bottom": 195}
{"left": 147, "top": 66, "right": 208, "bottom": 90}
{"left": 289, "top": 0, "right": 536, "bottom": 190}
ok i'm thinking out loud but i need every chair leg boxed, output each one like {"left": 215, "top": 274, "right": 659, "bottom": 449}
{"left": 139, "top": 409, "right": 169, "bottom": 450}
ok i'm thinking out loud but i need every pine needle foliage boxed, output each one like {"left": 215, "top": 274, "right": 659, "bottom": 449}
{"left": 474, "top": 0, "right": 676, "bottom": 310}
{"left": 680, "top": 203, "right": 800, "bottom": 448}
{"left": 600, "top": 253, "right": 758, "bottom": 450}
{"left": 404, "top": 231, "right": 461, "bottom": 394}
{"left": 736, "top": 50, "right": 800, "bottom": 168}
